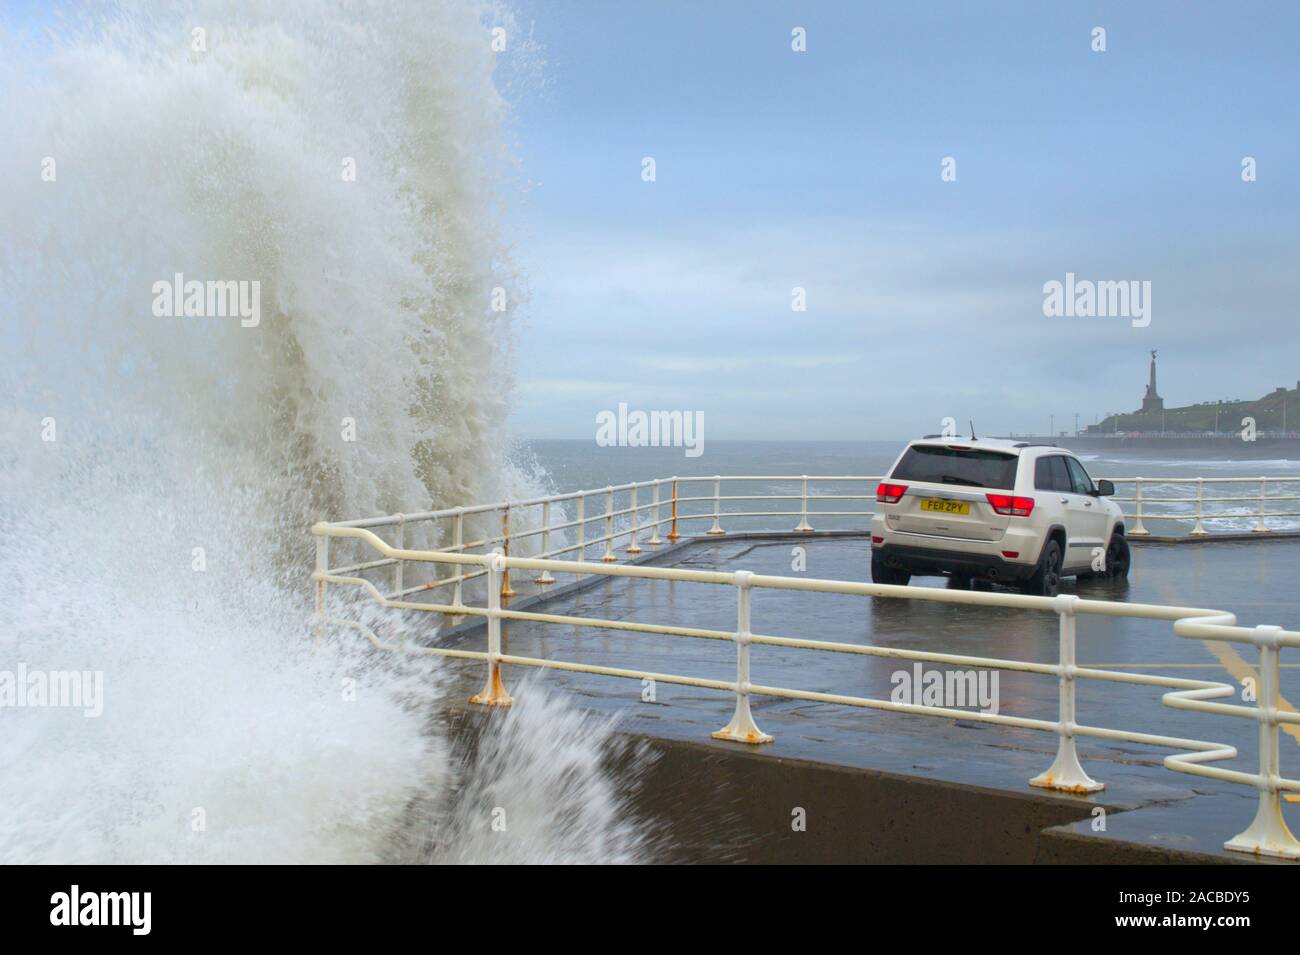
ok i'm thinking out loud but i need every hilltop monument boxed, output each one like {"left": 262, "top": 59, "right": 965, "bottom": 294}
{"left": 1140, "top": 349, "right": 1164, "bottom": 413}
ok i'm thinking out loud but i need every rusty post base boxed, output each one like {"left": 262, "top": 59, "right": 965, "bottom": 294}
{"left": 712, "top": 695, "right": 773, "bottom": 744}
{"left": 1225, "top": 791, "right": 1300, "bottom": 859}
{"left": 1029, "top": 737, "right": 1103, "bottom": 794}
{"left": 469, "top": 667, "right": 513, "bottom": 707}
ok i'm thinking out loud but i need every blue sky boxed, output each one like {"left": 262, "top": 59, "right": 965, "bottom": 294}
{"left": 6, "top": 2, "right": 1297, "bottom": 442}
{"left": 502, "top": 1, "right": 1300, "bottom": 439}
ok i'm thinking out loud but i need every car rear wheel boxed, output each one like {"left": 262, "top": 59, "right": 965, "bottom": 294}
{"left": 871, "top": 552, "right": 911, "bottom": 586}
{"left": 1105, "top": 534, "right": 1131, "bottom": 579}
{"left": 1020, "top": 540, "right": 1062, "bottom": 597}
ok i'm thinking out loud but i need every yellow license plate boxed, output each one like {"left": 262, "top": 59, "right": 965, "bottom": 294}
{"left": 919, "top": 498, "right": 970, "bottom": 515}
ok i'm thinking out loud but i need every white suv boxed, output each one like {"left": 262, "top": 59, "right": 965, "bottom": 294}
{"left": 870, "top": 437, "right": 1129, "bottom": 596}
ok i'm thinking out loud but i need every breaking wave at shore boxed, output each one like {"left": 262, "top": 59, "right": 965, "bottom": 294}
{"left": 0, "top": 1, "right": 644, "bottom": 864}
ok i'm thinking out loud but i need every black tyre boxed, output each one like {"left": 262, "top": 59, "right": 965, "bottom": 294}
{"left": 871, "top": 551, "right": 911, "bottom": 586}
{"left": 1105, "top": 533, "right": 1131, "bottom": 580}
{"left": 1020, "top": 539, "right": 1062, "bottom": 597}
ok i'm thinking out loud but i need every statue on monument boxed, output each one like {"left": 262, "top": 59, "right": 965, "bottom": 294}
{"left": 1141, "top": 349, "right": 1164, "bottom": 413}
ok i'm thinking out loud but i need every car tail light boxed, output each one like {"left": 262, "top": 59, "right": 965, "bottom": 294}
{"left": 1001, "top": 550, "right": 1020, "bottom": 559}
{"left": 986, "top": 493, "right": 1035, "bottom": 517}
{"left": 876, "top": 482, "right": 907, "bottom": 504}
{"left": 872, "top": 535, "right": 884, "bottom": 544}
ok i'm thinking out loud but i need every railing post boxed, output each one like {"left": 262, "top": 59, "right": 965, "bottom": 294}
{"left": 469, "top": 551, "right": 513, "bottom": 707}
{"left": 532, "top": 500, "right": 556, "bottom": 584}
{"left": 794, "top": 475, "right": 813, "bottom": 532}
{"left": 393, "top": 514, "right": 405, "bottom": 597}
{"left": 1225, "top": 627, "right": 1299, "bottom": 858}
{"left": 1031, "top": 594, "right": 1103, "bottom": 793}
{"left": 667, "top": 479, "right": 680, "bottom": 542}
{"left": 707, "top": 475, "right": 726, "bottom": 535}
{"left": 1191, "top": 478, "right": 1208, "bottom": 536}
{"left": 451, "top": 510, "right": 465, "bottom": 612}
{"left": 712, "top": 570, "right": 772, "bottom": 744}
{"left": 575, "top": 494, "right": 586, "bottom": 564}
{"left": 601, "top": 486, "right": 618, "bottom": 561}
{"left": 313, "top": 534, "right": 329, "bottom": 643}
{"left": 500, "top": 507, "right": 517, "bottom": 598}
{"left": 1254, "top": 477, "right": 1270, "bottom": 533}
{"left": 1130, "top": 478, "right": 1149, "bottom": 536}
{"left": 626, "top": 484, "right": 642, "bottom": 554}
{"left": 647, "top": 480, "right": 663, "bottom": 546}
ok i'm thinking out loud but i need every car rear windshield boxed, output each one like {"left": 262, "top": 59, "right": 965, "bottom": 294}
{"left": 890, "top": 445, "right": 1018, "bottom": 490}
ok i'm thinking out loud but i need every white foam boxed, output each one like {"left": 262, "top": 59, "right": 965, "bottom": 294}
{"left": 0, "top": 1, "right": 642, "bottom": 864}
{"left": 1089, "top": 456, "right": 1299, "bottom": 470}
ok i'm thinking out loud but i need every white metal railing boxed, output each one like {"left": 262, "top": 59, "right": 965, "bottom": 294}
{"left": 1108, "top": 476, "right": 1300, "bottom": 536}
{"left": 315, "top": 476, "right": 1300, "bottom": 614}
{"left": 311, "top": 475, "right": 1300, "bottom": 861}
{"left": 318, "top": 476, "right": 884, "bottom": 607}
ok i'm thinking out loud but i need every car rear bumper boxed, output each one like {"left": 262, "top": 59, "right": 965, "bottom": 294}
{"left": 872, "top": 542, "right": 1038, "bottom": 582}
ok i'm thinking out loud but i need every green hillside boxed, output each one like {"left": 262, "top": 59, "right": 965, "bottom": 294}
{"left": 1087, "top": 386, "right": 1299, "bottom": 434}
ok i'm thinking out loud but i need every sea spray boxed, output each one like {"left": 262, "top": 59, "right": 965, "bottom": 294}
{"left": 0, "top": 0, "right": 644, "bottom": 863}
{"left": 389, "top": 686, "right": 652, "bottom": 865}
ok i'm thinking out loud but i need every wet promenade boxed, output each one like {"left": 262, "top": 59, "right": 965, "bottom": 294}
{"left": 427, "top": 534, "right": 1300, "bottom": 862}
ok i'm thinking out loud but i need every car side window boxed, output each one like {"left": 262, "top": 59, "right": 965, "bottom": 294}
{"left": 1034, "top": 457, "right": 1054, "bottom": 491}
{"left": 1065, "top": 457, "right": 1095, "bottom": 495}
{"left": 1047, "top": 456, "right": 1072, "bottom": 494}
